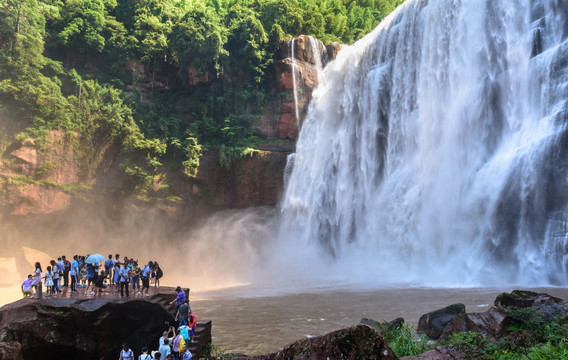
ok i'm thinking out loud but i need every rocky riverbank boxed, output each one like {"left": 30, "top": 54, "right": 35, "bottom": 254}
{"left": 2, "top": 288, "right": 565, "bottom": 359}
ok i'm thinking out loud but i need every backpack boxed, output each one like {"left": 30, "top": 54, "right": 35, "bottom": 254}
{"left": 156, "top": 266, "right": 163, "bottom": 279}
{"left": 180, "top": 326, "right": 190, "bottom": 342}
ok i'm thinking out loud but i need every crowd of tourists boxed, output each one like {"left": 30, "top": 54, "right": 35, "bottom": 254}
{"left": 21, "top": 255, "right": 196, "bottom": 359}
{"left": 21, "top": 253, "right": 164, "bottom": 298}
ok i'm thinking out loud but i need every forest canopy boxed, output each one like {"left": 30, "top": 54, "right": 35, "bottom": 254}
{"left": 0, "top": 0, "right": 403, "bottom": 196}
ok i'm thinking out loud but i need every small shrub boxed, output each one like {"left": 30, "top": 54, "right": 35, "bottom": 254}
{"left": 377, "top": 322, "right": 428, "bottom": 357}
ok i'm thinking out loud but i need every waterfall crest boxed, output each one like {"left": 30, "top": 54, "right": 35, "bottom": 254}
{"left": 277, "top": 0, "right": 568, "bottom": 286}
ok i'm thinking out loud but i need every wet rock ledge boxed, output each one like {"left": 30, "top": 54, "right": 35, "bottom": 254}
{"left": 0, "top": 287, "right": 211, "bottom": 360}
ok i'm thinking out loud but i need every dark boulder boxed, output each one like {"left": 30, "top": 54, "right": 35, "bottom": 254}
{"left": 417, "top": 303, "right": 466, "bottom": 340}
{"left": 0, "top": 297, "right": 174, "bottom": 360}
{"left": 439, "top": 307, "right": 507, "bottom": 341}
{"left": 233, "top": 324, "right": 398, "bottom": 360}
{"left": 494, "top": 289, "right": 567, "bottom": 319}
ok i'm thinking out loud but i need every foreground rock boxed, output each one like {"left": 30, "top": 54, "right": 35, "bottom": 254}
{"left": 0, "top": 289, "right": 211, "bottom": 360}
{"left": 404, "top": 290, "right": 568, "bottom": 359}
{"left": 439, "top": 307, "right": 507, "bottom": 342}
{"left": 417, "top": 303, "right": 465, "bottom": 340}
{"left": 231, "top": 324, "right": 398, "bottom": 360}
{"left": 494, "top": 289, "right": 567, "bottom": 319}
{"left": 0, "top": 297, "right": 172, "bottom": 359}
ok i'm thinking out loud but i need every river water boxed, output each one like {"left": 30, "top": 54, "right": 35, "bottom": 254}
{"left": 191, "top": 285, "right": 568, "bottom": 356}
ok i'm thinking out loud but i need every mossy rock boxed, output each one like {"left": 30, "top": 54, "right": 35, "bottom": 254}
{"left": 494, "top": 290, "right": 566, "bottom": 320}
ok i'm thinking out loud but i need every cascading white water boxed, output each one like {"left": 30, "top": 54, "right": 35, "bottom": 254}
{"left": 276, "top": 0, "right": 568, "bottom": 286}
{"left": 287, "top": 36, "right": 327, "bottom": 127}
{"left": 288, "top": 38, "right": 301, "bottom": 125}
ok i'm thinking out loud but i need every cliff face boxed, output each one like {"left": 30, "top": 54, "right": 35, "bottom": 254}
{"left": 253, "top": 35, "right": 338, "bottom": 141}
{"left": 0, "top": 131, "right": 99, "bottom": 217}
{"left": 0, "top": 35, "right": 338, "bottom": 222}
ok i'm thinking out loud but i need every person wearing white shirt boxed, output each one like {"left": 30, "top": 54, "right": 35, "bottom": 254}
{"left": 119, "top": 343, "right": 134, "bottom": 360}
{"left": 141, "top": 262, "right": 152, "bottom": 297}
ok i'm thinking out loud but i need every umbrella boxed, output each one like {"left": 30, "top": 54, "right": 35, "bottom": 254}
{"left": 85, "top": 254, "right": 105, "bottom": 264}
{"left": 23, "top": 247, "right": 54, "bottom": 269}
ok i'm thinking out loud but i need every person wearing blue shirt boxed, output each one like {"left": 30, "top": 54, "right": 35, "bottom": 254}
{"left": 104, "top": 255, "right": 113, "bottom": 283}
{"left": 112, "top": 254, "right": 120, "bottom": 287}
{"left": 85, "top": 263, "right": 96, "bottom": 295}
{"left": 119, "top": 263, "right": 131, "bottom": 298}
{"left": 70, "top": 255, "right": 79, "bottom": 292}
{"left": 181, "top": 343, "right": 192, "bottom": 359}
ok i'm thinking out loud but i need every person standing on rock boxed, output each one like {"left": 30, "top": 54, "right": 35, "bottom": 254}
{"left": 113, "top": 255, "right": 121, "bottom": 290}
{"left": 85, "top": 262, "right": 96, "bottom": 295}
{"left": 158, "top": 338, "right": 172, "bottom": 358}
{"left": 171, "top": 329, "right": 183, "bottom": 360}
{"left": 50, "top": 260, "right": 61, "bottom": 294}
{"left": 44, "top": 265, "right": 54, "bottom": 297}
{"left": 105, "top": 254, "right": 113, "bottom": 284}
{"left": 175, "top": 300, "right": 190, "bottom": 327}
{"left": 70, "top": 255, "right": 79, "bottom": 293}
{"left": 170, "top": 287, "right": 186, "bottom": 317}
{"left": 141, "top": 261, "right": 152, "bottom": 296}
{"left": 56, "top": 257, "right": 65, "bottom": 289}
{"left": 119, "top": 343, "right": 135, "bottom": 360}
{"left": 114, "top": 263, "right": 122, "bottom": 293}
{"left": 31, "top": 262, "right": 42, "bottom": 297}
{"left": 188, "top": 313, "right": 197, "bottom": 342}
{"left": 131, "top": 261, "right": 141, "bottom": 293}
{"left": 119, "top": 262, "right": 131, "bottom": 298}
{"left": 62, "top": 255, "right": 70, "bottom": 287}
{"left": 154, "top": 262, "right": 163, "bottom": 288}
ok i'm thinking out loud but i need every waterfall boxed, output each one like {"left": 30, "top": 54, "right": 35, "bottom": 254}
{"left": 288, "top": 38, "right": 301, "bottom": 126}
{"left": 287, "top": 36, "right": 328, "bottom": 127}
{"left": 276, "top": 0, "right": 568, "bottom": 286}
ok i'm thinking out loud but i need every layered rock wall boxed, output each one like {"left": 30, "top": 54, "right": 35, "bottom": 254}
{"left": 254, "top": 35, "right": 336, "bottom": 141}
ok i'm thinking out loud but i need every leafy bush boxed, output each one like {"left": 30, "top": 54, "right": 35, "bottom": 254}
{"left": 377, "top": 322, "right": 429, "bottom": 357}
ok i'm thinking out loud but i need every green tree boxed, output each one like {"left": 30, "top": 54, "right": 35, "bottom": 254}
{"left": 182, "top": 136, "right": 202, "bottom": 177}
{"left": 53, "top": 0, "right": 108, "bottom": 52}
{"left": 224, "top": 4, "right": 268, "bottom": 83}
{"left": 170, "top": 3, "right": 227, "bottom": 79}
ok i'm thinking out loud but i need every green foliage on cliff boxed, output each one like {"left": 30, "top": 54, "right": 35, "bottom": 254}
{"left": 0, "top": 0, "right": 404, "bottom": 196}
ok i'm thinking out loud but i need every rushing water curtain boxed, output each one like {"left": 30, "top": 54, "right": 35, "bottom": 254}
{"left": 277, "top": 0, "right": 568, "bottom": 286}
